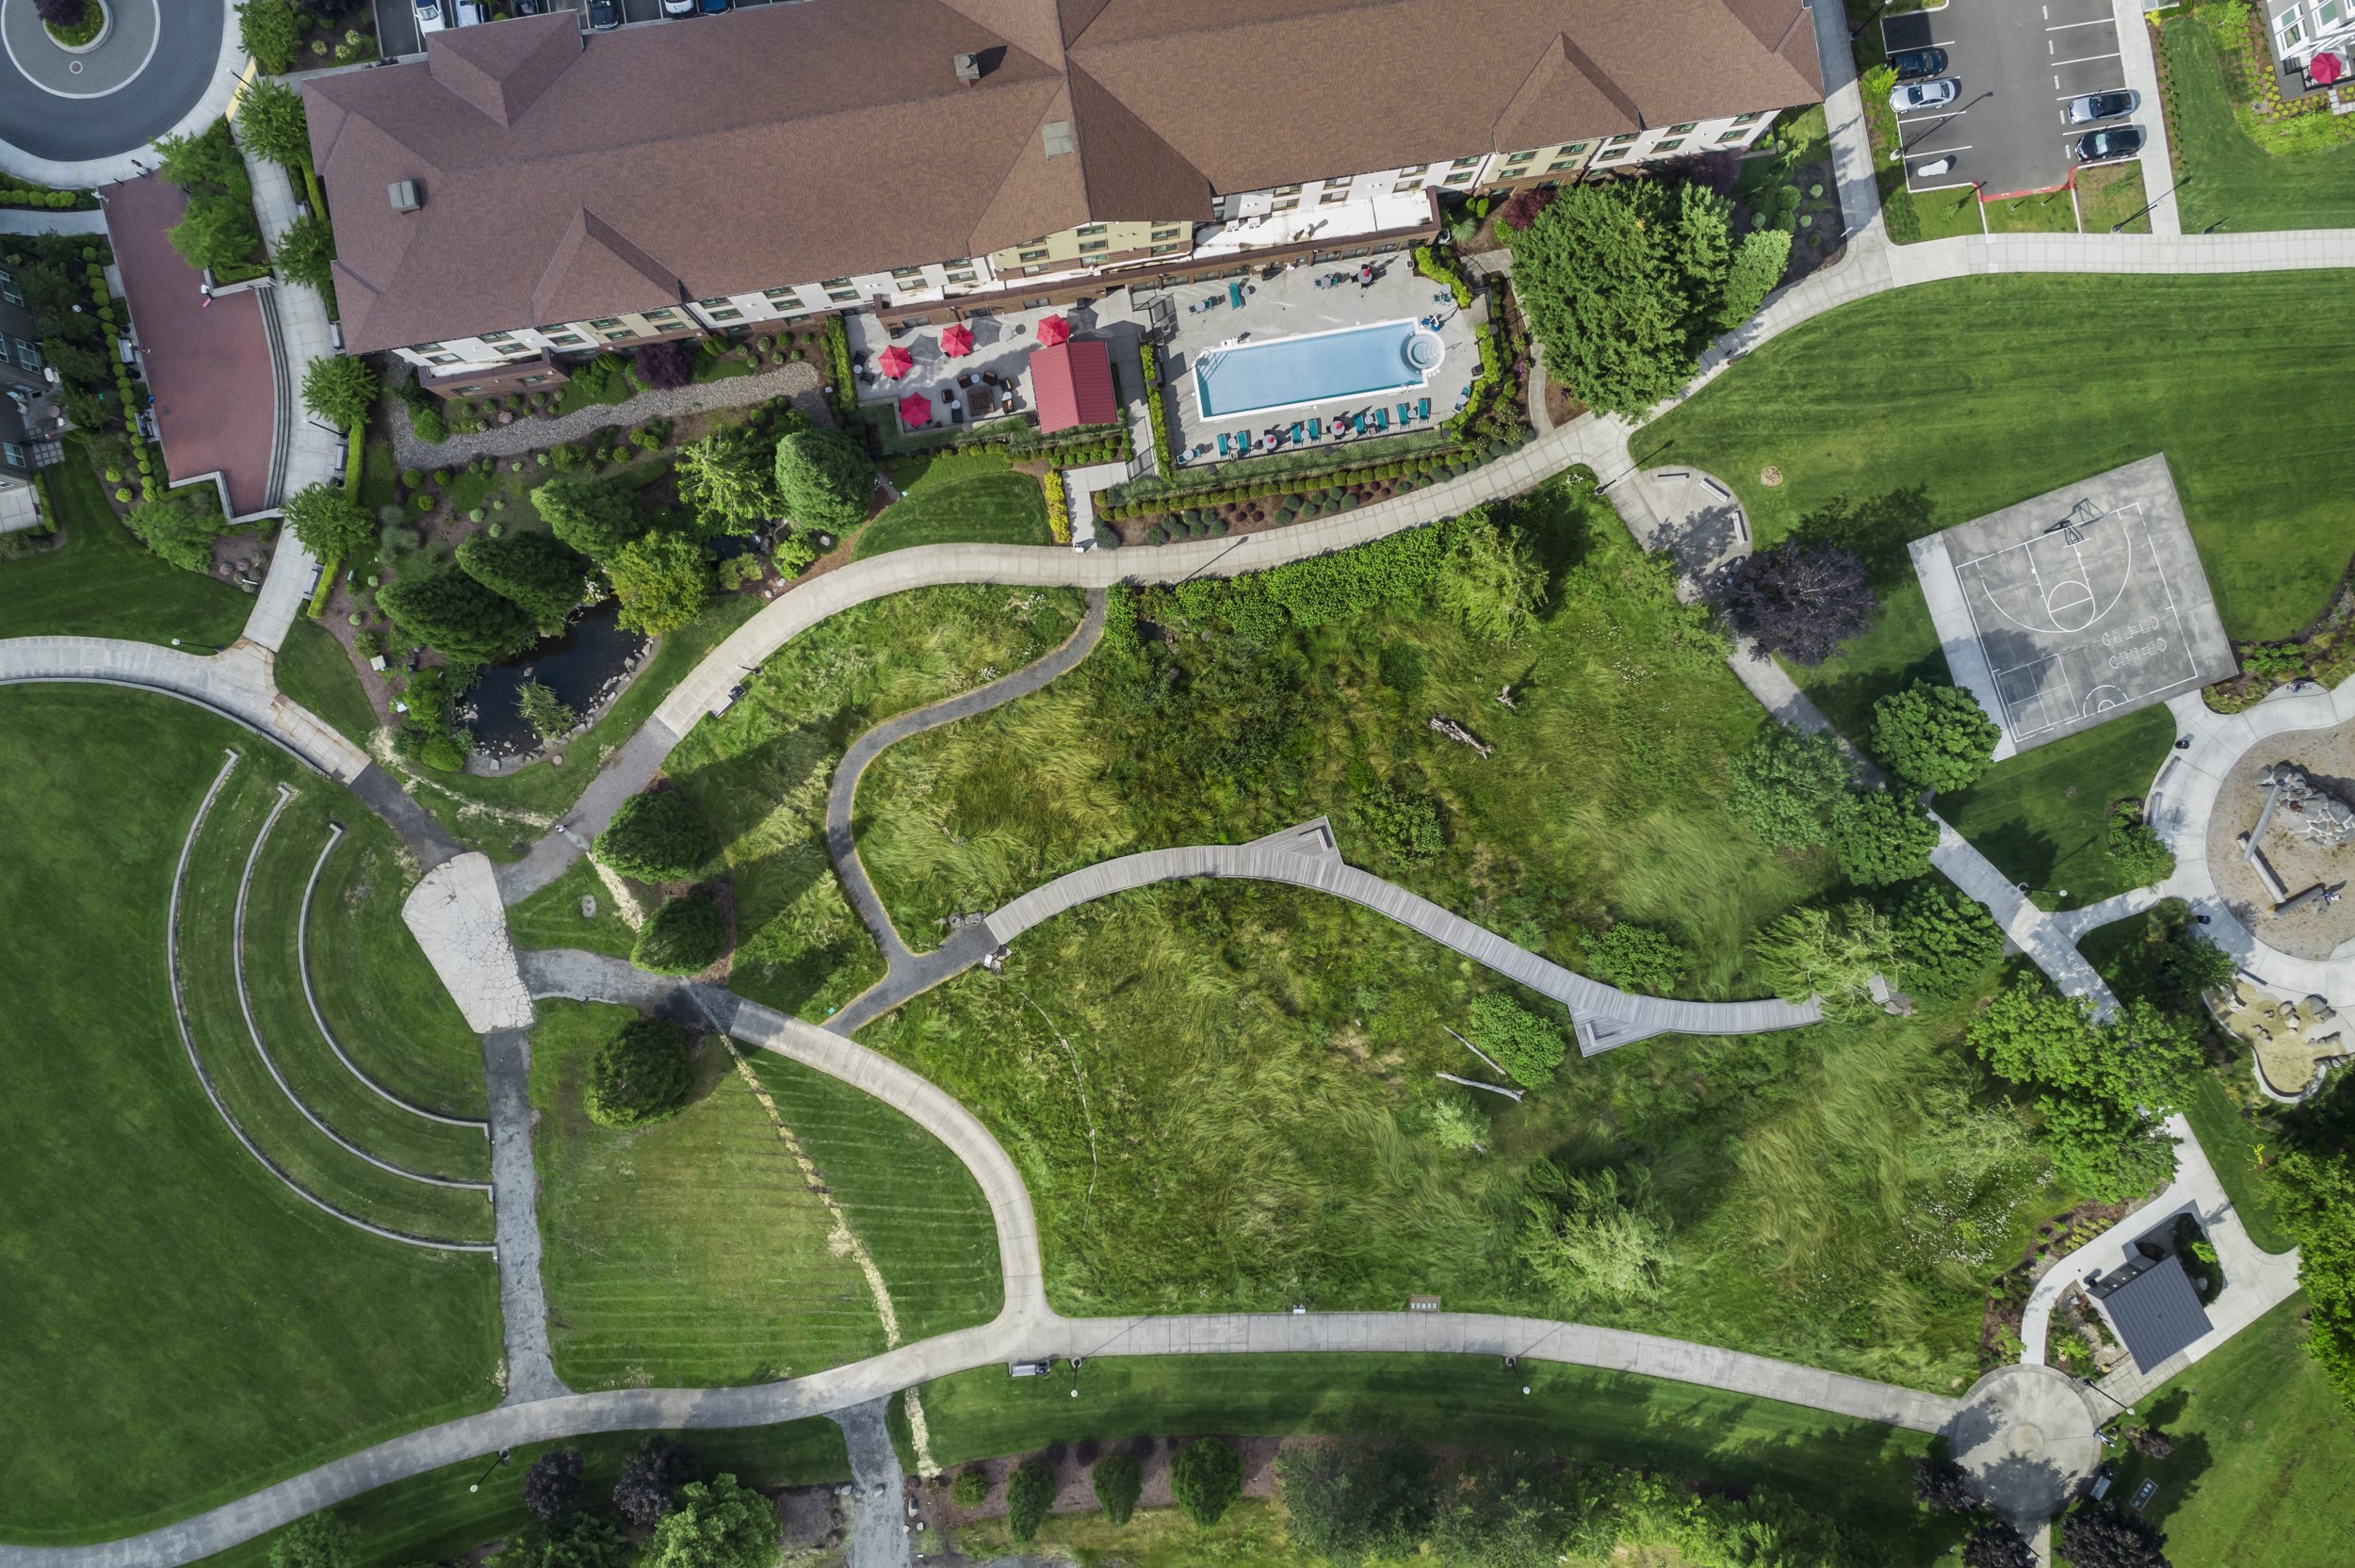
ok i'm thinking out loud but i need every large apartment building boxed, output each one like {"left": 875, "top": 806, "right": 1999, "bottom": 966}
{"left": 305, "top": 0, "right": 1822, "bottom": 395}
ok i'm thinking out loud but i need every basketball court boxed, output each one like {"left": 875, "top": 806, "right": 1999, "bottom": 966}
{"left": 1908, "top": 455, "right": 2236, "bottom": 757}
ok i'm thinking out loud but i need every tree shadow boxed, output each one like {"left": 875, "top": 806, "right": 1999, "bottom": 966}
{"left": 1956, "top": 820, "right": 2062, "bottom": 895}
{"left": 1788, "top": 487, "right": 1937, "bottom": 590}
{"left": 1795, "top": 645, "right": 1949, "bottom": 740}
{"left": 2126, "top": 1389, "right": 2214, "bottom": 1531}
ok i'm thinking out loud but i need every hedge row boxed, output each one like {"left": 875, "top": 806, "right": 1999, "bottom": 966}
{"left": 1043, "top": 468, "right": 1071, "bottom": 544}
{"left": 1, "top": 188, "right": 96, "bottom": 210}
{"left": 823, "top": 315, "right": 856, "bottom": 423}
{"left": 1413, "top": 244, "right": 1474, "bottom": 309}
{"left": 1101, "top": 449, "right": 1469, "bottom": 521}
{"left": 1138, "top": 341, "right": 1175, "bottom": 476}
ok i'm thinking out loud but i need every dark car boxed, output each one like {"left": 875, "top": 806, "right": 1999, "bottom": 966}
{"left": 585, "top": 0, "right": 620, "bottom": 26}
{"left": 2073, "top": 125, "right": 2146, "bottom": 163}
{"left": 512, "top": 0, "right": 542, "bottom": 10}
{"left": 700, "top": 0, "right": 730, "bottom": 10}
{"left": 1889, "top": 47, "right": 1948, "bottom": 82}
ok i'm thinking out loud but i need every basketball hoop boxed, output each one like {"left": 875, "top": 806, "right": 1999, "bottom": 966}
{"left": 2047, "top": 498, "right": 2103, "bottom": 546}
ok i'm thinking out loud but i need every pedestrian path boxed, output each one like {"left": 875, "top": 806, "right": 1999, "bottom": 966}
{"left": 391, "top": 362, "right": 823, "bottom": 471}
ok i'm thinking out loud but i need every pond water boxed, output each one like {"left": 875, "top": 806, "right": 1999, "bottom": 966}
{"left": 462, "top": 600, "right": 649, "bottom": 760}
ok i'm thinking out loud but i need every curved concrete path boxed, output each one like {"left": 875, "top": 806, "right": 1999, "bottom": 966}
{"left": 165, "top": 751, "right": 492, "bottom": 1255}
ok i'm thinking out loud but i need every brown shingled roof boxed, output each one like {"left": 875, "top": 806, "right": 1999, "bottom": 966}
{"left": 309, "top": 0, "right": 1819, "bottom": 354}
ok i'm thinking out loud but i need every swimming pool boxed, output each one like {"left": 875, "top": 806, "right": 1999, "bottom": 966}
{"left": 1193, "top": 318, "right": 1443, "bottom": 419}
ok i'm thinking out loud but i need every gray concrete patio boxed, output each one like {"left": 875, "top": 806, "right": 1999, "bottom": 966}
{"left": 845, "top": 298, "right": 1149, "bottom": 439}
{"left": 1140, "top": 259, "right": 1483, "bottom": 472}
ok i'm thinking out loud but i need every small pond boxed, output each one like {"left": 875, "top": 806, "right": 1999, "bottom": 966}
{"left": 462, "top": 600, "right": 649, "bottom": 761}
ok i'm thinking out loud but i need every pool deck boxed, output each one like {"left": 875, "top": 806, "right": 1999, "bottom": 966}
{"left": 1142, "top": 259, "right": 1482, "bottom": 471}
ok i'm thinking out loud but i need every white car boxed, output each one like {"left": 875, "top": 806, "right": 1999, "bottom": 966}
{"left": 1891, "top": 77, "right": 1959, "bottom": 115}
{"left": 663, "top": 0, "right": 693, "bottom": 14}
{"left": 452, "top": 0, "right": 486, "bottom": 20}
{"left": 413, "top": 0, "right": 446, "bottom": 36}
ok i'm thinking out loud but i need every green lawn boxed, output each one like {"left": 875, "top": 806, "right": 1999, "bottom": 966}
{"left": 305, "top": 822, "right": 491, "bottom": 1117}
{"left": 528, "top": 1001, "right": 998, "bottom": 1386}
{"left": 0, "top": 444, "right": 252, "bottom": 646}
{"left": 2167, "top": 18, "right": 2355, "bottom": 233}
{"left": 1985, "top": 189, "right": 2078, "bottom": 234}
{"left": 193, "top": 1423, "right": 849, "bottom": 1568}
{"left": 1938, "top": 707, "right": 2178, "bottom": 910}
{"left": 179, "top": 758, "right": 495, "bottom": 1241}
{"left": 407, "top": 593, "right": 762, "bottom": 859}
{"left": 2100, "top": 1295, "right": 2355, "bottom": 1568}
{"left": 0, "top": 687, "right": 500, "bottom": 1544}
{"left": 855, "top": 453, "right": 1051, "bottom": 558}
{"left": 661, "top": 583, "right": 1087, "bottom": 1021}
{"left": 2074, "top": 162, "right": 2153, "bottom": 234}
{"left": 274, "top": 619, "right": 378, "bottom": 749}
{"left": 1638, "top": 272, "right": 2355, "bottom": 641}
{"left": 897, "top": 1353, "right": 1963, "bottom": 1563}
{"left": 506, "top": 854, "right": 642, "bottom": 961}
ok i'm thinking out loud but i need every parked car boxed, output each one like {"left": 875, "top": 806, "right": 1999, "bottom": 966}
{"left": 662, "top": 0, "right": 693, "bottom": 14}
{"left": 700, "top": 0, "right": 730, "bottom": 11}
{"left": 1889, "top": 47, "right": 1948, "bottom": 82}
{"left": 452, "top": 0, "right": 486, "bottom": 22}
{"left": 1890, "top": 78, "right": 1959, "bottom": 114}
{"left": 2073, "top": 124, "right": 2147, "bottom": 162}
{"left": 413, "top": 0, "right": 447, "bottom": 35}
{"left": 512, "top": 0, "right": 542, "bottom": 11}
{"left": 586, "top": 0, "right": 620, "bottom": 25}
{"left": 2067, "top": 89, "right": 2139, "bottom": 123}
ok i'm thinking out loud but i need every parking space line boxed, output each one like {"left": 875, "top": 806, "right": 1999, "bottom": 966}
{"left": 2052, "top": 52, "right": 2122, "bottom": 66}
{"left": 2045, "top": 16, "right": 2116, "bottom": 28}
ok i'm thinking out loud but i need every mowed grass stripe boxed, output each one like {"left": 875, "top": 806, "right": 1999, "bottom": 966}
{"left": 0, "top": 687, "right": 499, "bottom": 1543}
{"left": 750, "top": 1054, "right": 1001, "bottom": 1340}
{"left": 305, "top": 823, "right": 491, "bottom": 1118}
{"left": 237, "top": 796, "right": 491, "bottom": 1181}
{"left": 529, "top": 1001, "right": 887, "bottom": 1388}
{"left": 177, "top": 764, "right": 495, "bottom": 1243}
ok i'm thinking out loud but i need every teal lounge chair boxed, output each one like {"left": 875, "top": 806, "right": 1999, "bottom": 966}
{"left": 1374, "top": 408, "right": 1390, "bottom": 431}
{"left": 1398, "top": 402, "right": 1412, "bottom": 425}
{"left": 1417, "top": 397, "right": 1430, "bottom": 420}
{"left": 1227, "top": 282, "right": 1246, "bottom": 309}
{"left": 1217, "top": 432, "right": 1232, "bottom": 457}
{"left": 1289, "top": 422, "right": 1304, "bottom": 443}
{"left": 1308, "top": 418, "right": 1323, "bottom": 439}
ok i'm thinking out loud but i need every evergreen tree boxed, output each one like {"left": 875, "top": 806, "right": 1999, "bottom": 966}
{"left": 633, "top": 894, "right": 726, "bottom": 976}
{"left": 1717, "top": 229, "right": 1794, "bottom": 329}
{"left": 1090, "top": 1450, "right": 1142, "bottom": 1527}
{"left": 533, "top": 476, "right": 645, "bottom": 562}
{"left": 1504, "top": 178, "right": 1690, "bottom": 415}
{"left": 378, "top": 564, "right": 538, "bottom": 662}
{"left": 458, "top": 530, "right": 591, "bottom": 625}
{"left": 674, "top": 424, "right": 783, "bottom": 535}
{"left": 772, "top": 428, "right": 874, "bottom": 532}
{"left": 301, "top": 355, "right": 380, "bottom": 429}
{"left": 1168, "top": 1438, "right": 1242, "bottom": 1529}
{"left": 608, "top": 528, "right": 711, "bottom": 635}
{"left": 594, "top": 789, "right": 718, "bottom": 882}
{"left": 282, "top": 482, "right": 371, "bottom": 560}
{"left": 1003, "top": 1463, "right": 1056, "bottom": 1544}
{"left": 274, "top": 212, "right": 336, "bottom": 293}
{"left": 1674, "top": 182, "right": 1734, "bottom": 323}
{"left": 235, "top": 77, "right": 313, "bottom": 170}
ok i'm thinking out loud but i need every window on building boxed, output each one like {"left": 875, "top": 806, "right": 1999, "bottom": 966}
{"left": 1018, "top": 247, "right": 1049, "bottom": 262}
{"left": 1606, "top": 133, "right": 1640, "bottom": 147}
{"left": 1595, "top": 149, "right": 1627, "bottom": 164}
{"left": 822, "top": 278, "right": 852, "bottom": 288}
{"left": 1395, "top": 179, "right": 1423, "bottom": 191}
{"left": 413, "top": 341, "right": 446, "bottom": 352}
{"left": 1151, "top": 226, "right": 1183, "bottom": 240}
{"left": 589, "top": 317, "right": 621, "bottom": 329}
{"left": 2, "top": 443, "right": 24, "bottom": 469}
{"left": 548, "top": 333, "right": 584, "bottom": 345}
{"left": 1734, "top": 112, "right": 1766, "bottom": 125}
{"left": 521, "top": 375, "right": 546, "bottom": 385}
{"left": 481, "top": 330, "right": 513, "bottom": 342}
{"left": 889, "top": 267, "right": 924, "bottom": 278}
{"left": 826, "top": 288, "right": 859, "bottom": 303}
{"left": 1716, "top": 130, "right": 1746, "bottom": 143}
{"left": 0, "top": 267, "right": 19, "bottom": 306}
{"left": 1079, "top": 238, "right": 1109, "bottom": 253}
{"left": 947, "top": 271, "right": 977, "bottom": 284}
{"left": 1076, "top": 224, "right": 1106, "bottom": 237}
{"left": 1656, "top": 137, "right": 1686, "bottom": 152}
{"left": 1506, "top": 150, "right": 1536, "bottom": 164}
{"left": 763, "top": 286, "right": 798, "bottom": 299}
{"left": 1560, "top": 141, "right": 1588, "bottom": 156}
{"left": 1545, "top": 159, "right": 1578, "bottom": 172}
{"left": 1320, "top": 190, "right": 1350, "bottom": 204}
{"left": 1443, "top": 171, "right": 1474, "bottom": 185}
{"left": 601, "top": 331, "right": 631, "bottom": 343}
{"left": 1326, "top": 173, "right": 1353, "bottom": 185}
{"left": 1450, "top": 155, "right": 1481, "bottom": 169}
{"left": 706, "top": 309, "right": 742, "bottom": 321}
{"left": 1398, "top": 163, "right": 1428, "bottom": 176}
{"left": 429, "top": 352, "right": 460, "bottom": 363}
{"left": 1149, "top": 242, "right": 1183, "bottom": 254}
{"left": 1273, "top": 184, "right": 1302, "bottom": 196}
{"left": 1273, "top": 196, "right": 1300, "bottom": 211}
{"left": 1669, "top": 121, "right": 1698, "bottom": 135}
{"left": 454, "top": 385, "right": 482, "bottom": 396}
{"left": 13, "top": 339, "right": 39, "bottom": 371}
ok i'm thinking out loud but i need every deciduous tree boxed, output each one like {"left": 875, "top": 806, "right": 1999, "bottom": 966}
{"left": 1469, "top": 993, "right": 1567, "bottom": 1088}
{"left": 1517, "top": 1162, "right": 1671, "bottom": 1307}
{"left": 1586, "top": 923, "right": 1689, "bottom": 995}
{"left": 608, "top": 528, "right": 711, "bottom": 635}
{"left": 236, "top": 0, "right": 302, "bottom": 73}
{"left": 1969, "top": 981, "right": 2200, "bottom": 1201}
{"left": 1750, "top": 898, "right": 1897, "bottom": 1018}
{"left": 281, "top": 482, "right": 371, "bottom": 560}
{"left": 1726, "top": 724, "right": 1855, "bottom": 850}
{"left": 126, "top": 495, "right": 234, "bottom": 574}
{"left": 640, "top": 1475, "right": 776, "bottom": 1568}
{"left": 267, "top": 1516, "right": 352, "bottom": 1568}
{"left": 1893, "top": 879, "right": 2005, "bottom": 1001}
{"left": 633, "top": 340, "right": 697, "bottom": 391}
{"left": 1829, "top": 788, "right": 1939, "bottom": 885}
{"left": 516, "top": 681, "right": 577, "bottom": 742}
{"left": 1276, "top": 1441, "right": 1436, "bottom": 1563}
{"left": 2059, "top": 1502, "right": 2171, "bottom": 1568}
{"left": 1963, "top": 1521, "right": 2038, "bottom": 1568}
{"left": 1719, "top": 541, "right": 1876, "bottom": 666}
{"left": 1436, "top": 504, "right": 1547, "bottom": 641}
{"left": 522, "top": 1448, "right": 585, "bottom": 1524}
{"left": 1873, "top": 679, "right": 2002, "bottom": 793}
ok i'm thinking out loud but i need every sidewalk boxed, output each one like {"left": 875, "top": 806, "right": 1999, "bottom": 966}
{"left": 2111, "top": 0, "right": 2183, "bottom": 237}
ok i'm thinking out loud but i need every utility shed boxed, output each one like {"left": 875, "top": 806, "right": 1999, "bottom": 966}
{"left": 2088, "top": 1253, "right": 2213, "bottom": 1372}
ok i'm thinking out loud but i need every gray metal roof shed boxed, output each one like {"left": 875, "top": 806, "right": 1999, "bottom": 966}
{"left": 2090, "top": 1253, "right": 2214, "bottom": 1373}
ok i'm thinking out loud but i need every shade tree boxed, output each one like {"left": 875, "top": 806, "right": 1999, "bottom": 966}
{"left": 457, "top": 530, "right": 592, "bottom": 626}
{"left": 1750, "top": 899, "right": 1897, "bottom": 1019}
{"left": 1725, "top": 725, "right": 1855, "bottom": 850}
{"left": 1829, "top": 788, "right": 1939, "bottom": 885}
{"left": 1893, "top": 879, "right": 2005, "bottom": 1001}
{"left": 1969, "top": 980, "right": 2201, "bottom": 1201}
{"left": 640, "top": 1475, "right": 777, "bottom": 1568}
{"left": 1872, "top": 679, "right": 2002, "bottom": 793}
{"left": 126, "top": 495, "right": 236, "bottom": 574}
{"left": 378, "top": 564, "right": 539, "bottom": 662}
{"left": 772, "top": 427, "right": 874, "bottom": 531}
{"left": 521, "top": 1448, "right": 585, "bottom": 1523}
{"left": 1719, "top": 542, "right": 1876, "bottom": 666}
{"left": 594, "top": 789, "right": 718, "bottom": 882}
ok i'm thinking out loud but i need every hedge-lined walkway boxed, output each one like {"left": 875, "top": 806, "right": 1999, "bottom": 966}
{"left": 390, "top": 361, "right": 825, "bottom": 470}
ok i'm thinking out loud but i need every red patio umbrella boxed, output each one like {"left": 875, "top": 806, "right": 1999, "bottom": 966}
{"left": 2314, "top": 51, "right": 2346, "bottom": 86}
{"left": 898, "top": 392, "right": 934, "bottom": 427}
{"left": 940, "top": 322, "right": 976, "bottom": 357}
{"left": 877, "top": 344, "right": 914, "bottom": 378}
{"left": 1033, "top": 314, "right": 1072, "bottom": 347}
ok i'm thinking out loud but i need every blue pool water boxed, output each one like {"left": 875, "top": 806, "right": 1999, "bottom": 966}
{"left": 1194, "top": 319, "right": 1441, "bottom": 419}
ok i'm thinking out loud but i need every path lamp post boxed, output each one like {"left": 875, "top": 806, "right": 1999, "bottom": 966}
{"left": 467, "top": 1448, "right": 514, "bottom": 1494}
{"left": 2113, "top": 176, "right": 2187, "bottom": 234}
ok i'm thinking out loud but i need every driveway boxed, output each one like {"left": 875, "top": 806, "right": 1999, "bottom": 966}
{"left": 0, "top": 0, "right": 222, "bottom": 163}
{"left": 1885, "top": 0, "right": 2136, "bottom": 199}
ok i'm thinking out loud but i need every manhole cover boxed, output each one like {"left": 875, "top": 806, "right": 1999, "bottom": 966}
{"left": 1760, "top": 466, "right": 1783, "bottom": 487}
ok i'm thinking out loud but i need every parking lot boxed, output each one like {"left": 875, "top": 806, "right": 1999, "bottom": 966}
{"left": 375, "top": 0, "right": 808, "bottom": 59}
{"left": 1884, "top": 0, "right": 2136, "bottom": 201}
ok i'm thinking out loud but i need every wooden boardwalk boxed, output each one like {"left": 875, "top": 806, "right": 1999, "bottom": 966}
{"left": 983, "top": 819, "right": 1820, "bottom": 1052}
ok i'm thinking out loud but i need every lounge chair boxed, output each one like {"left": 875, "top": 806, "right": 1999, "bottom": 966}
{"left": 1290, "top": 422, "right": 1304, "bottom": 443}
{"left": 1398, "top": 402, "right": 1412, "bottom": 425}
{"left": 1227, "top": 282, "right": 1245, "bottom": 309}
{"left": 1308, "top": 419, "right": 1323, "bottom": 439}
{"left": 1374, "top": 408, "right": 1390, "bottom": 431}
{"left": 1217, "top": 432, "right": 1231, "bottom": 457}
{"left": 1417, "top": 397, "right": 1430, "bottom": 420}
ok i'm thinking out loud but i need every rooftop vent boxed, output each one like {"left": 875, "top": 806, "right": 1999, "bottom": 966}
{"left": 388, "top": 180, "right": 421, "bottom": 214}
{"left": 953, "top": 52, "right": 981, "bottom": 85}
{"left": 1041, "top": 120, "right": 1074, "bottom": 158}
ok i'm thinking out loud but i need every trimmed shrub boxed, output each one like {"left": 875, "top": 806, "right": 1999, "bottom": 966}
{"left": 594, "top": 789, "right": 718, "bottom": 882}
{"left": 633, "top": 895, "right": 726, "bottom": 976}
{"left": 586, "top": 1017, "right": 692, "bottom": 1129}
